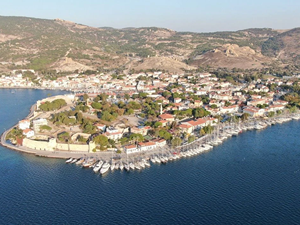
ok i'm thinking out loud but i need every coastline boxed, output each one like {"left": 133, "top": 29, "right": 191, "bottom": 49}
{"left": 1, "top": 97, "right": 298, "bottom": 160}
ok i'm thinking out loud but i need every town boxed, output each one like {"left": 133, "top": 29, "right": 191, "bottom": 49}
{"left": 2, "top": 68, "right": 300, "bottom": 173}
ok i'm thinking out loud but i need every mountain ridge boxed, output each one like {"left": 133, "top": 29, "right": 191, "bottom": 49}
{"left": 0, "top": 16, "right": 299, "bottom": 73}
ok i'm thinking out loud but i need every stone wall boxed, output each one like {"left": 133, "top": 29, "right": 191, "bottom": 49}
{"left": 22, "top": 138, "right": 95, "bottom": 153}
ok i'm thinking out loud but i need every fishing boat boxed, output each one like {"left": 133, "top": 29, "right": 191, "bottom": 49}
{"left": 75, "top": 157, "right": 85, "bottom": 165}
{"left": 82, "top": 157, "right": 96, "bottom": 168}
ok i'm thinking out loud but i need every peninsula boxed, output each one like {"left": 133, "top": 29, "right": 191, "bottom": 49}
{"left": 2, "top": 69, "right": 300, "bottom": 167}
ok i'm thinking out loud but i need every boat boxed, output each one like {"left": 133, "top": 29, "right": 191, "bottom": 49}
{"left": 135, "top": 162, "right": 141, "bottom": 170}
{"left": 110, "top": 163, "right": 115, "bottom": 171}
{"left": 129, "top": 162, "right": 135, "bottom": 170}
{"left": 75, "top": 157, "right": 85, "bottom": 165}
{"left": 71, "top": 158, "right": 78, "bottom": 163}
{"left": 120, "top": 162, "right": 124, "bottom": 170}
{"left": 82, "top": 157, "right": 96, "bottom": 168}
{"left": 154, "top": 156, "right": 161, "bottom": 163}
{"left": 115, "top": 163, "right": 120, "bottom": 170}
{"left": 100, "top": 162, "right": 110, "bottom": 174}
{"left": 124, "top": 163, "right": 130, "bottom": 171}
{"left": 143, "top": 159, "right": 150, "bottom": 167}
{"left": 93, "top": 160, "right": 103, "bottom": 172}
{"left": 65, "top": 158, "right": 73, "bottom": 163}
{"left": 139, "top": 161, "right": 145, "bottom": 168}
{"left": 150, "top": 156, "right": 156, "bottom": 163}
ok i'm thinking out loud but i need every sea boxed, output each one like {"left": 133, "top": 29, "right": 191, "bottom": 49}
{"left": 1, "top": 88, "right": 300, "bottom": 225}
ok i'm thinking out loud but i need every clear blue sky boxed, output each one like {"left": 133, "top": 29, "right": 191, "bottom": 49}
{"left": 1, "top": 0, "right": 300, "bottom": 32}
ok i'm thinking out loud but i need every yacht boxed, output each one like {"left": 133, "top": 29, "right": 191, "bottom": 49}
{"left": 93, "top": 160, "right": 103, "bottom": 172}
{"left": 115, "top": 163, "right": 120, "bottom": 170}
{"left": 100, "top": 162, "right": 110, "bottom": 174}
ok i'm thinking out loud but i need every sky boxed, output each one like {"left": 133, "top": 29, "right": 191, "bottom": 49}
{"left": 1, "top": 0, "right": 300, "bottom": 32}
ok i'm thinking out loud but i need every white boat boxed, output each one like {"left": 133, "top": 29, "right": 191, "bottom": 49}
{"left": 76, "top": 157, "right": 85, "bottom": 165}
{"left": 139, "top": 161, "right": 145, "bottom": 168}
{"left": 100, "top": 162, "right": 110, "bottom": 174}
{"left": 65, "top": 158, "right": 73, "bottom": 163}
{"left": 93, "top": 160, "right": 103, "bottom": 172}
{"left": 82, "top": 158, "right": 96, "bottom": 168}
{"left": 143, "top": 159, "right": 150, "bottom": 167}
{"left": 115, "top": 163, "right": 120, "bottom": 170}
{"left": 71, "top": 158, "right": 78, "bottom": 163}
{"left": 110, "top": 163, "right": 115, "bottom": 171}
{"left": 154, "top": 156, "right": 161, "bottom": 163}
{"left": 129, "top": 162, "right": 135, "bottom": 170}
{"left": 135, "top": 162, "right": 141, "bottom": 170}
{"left": 120, "top": 162, "right": 124, "bottom": 170}
{"left": 150, "top": 157, "right": 156, "bottom": 163}
{"left": 124, "top": 163, "right": 130, "bottom": 171}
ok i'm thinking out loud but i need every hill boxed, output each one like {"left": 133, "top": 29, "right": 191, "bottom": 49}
{"left": 0, "top": 16, "right": 299, "bottom": 73}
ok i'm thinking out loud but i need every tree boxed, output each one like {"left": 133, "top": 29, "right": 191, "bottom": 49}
{"left": 188, "top": 135, "right": 195, "bottom": 143}
{"left": 241, "top": 113, "right": 250, "bottom": 121}
{"left": 83, "top": 93, "right": 89, "bottom": 102}
{"left": 91, "top": 102, "right": 102, "bottom": 109}
{"left": 129, "top": 133, "right": 144, "bottom": 142}
{"left": 171, "top": 137, "right": 182, "bottom": 147}
{"left": 94, "top": 135, "right": 108, "bottom": 147}
{"left": 124, "top": 93, "right": 130, "bottom": 100}
{"left": 203, "top": 125, "right": 213, "bottom": 134}
{"left": 210, "top": 104, "right": 218, "bottom": 109}
{"left": 120, "top": 137, "right": 128, "bottom": 145}
{"left": 40, "top": 125, "right": 52, "bottom": 131}
{"left": 192, "top": 107, "right": 210, "bottom": 118}
{"left": 200, "top": 128, "right": 206, "bottom": 136}
{"left": 153, "top": 121, "right": 162, "bottom": 128}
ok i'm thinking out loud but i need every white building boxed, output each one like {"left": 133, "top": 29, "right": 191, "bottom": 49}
{"left": 23, "top": 129, "right": 34, "bottom": 138}
{"left": 124, "top": 145, "right": 139, "bottom": 154}
{"left": 19, "top": 120, "right": 30, "bottom": 130}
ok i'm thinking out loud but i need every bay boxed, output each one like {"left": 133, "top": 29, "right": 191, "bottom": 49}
{"left": 1, "top": 88, "right": 300, "bottom": 225}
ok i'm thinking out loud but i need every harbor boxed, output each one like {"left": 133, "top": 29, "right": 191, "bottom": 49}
{"left": 62, "top": 112, "right": 300, "bottom": 175}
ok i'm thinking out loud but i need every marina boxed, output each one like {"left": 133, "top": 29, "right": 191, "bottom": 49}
{"left": 63, "top": 112, "right": 300, "bottom": 175}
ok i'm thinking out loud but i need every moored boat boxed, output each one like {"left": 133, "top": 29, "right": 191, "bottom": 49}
{"left": 100, "top": 162, "right": 110, "bottom": 174}
{"left": 65, "top": 158, "right": 73, "bottom": 163}
{"left": 93, "top": 160, "right": 103, "bottom": 172}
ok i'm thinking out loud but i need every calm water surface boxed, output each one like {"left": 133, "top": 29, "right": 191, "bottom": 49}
{"left": 1, "top": 89, "right": 300, "bottom": 224}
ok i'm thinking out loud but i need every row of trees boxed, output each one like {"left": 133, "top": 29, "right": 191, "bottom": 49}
{"left": 39, "top": 99, "right": 67, "bottom": 112}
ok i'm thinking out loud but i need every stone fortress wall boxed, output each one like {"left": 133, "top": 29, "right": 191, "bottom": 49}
{"left": 23, "top": 137, "right": 96, "bottom": 152}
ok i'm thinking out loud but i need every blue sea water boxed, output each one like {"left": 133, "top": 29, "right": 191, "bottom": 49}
{"left": 1, "top": 89, "right": 300, "bottom": 224}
